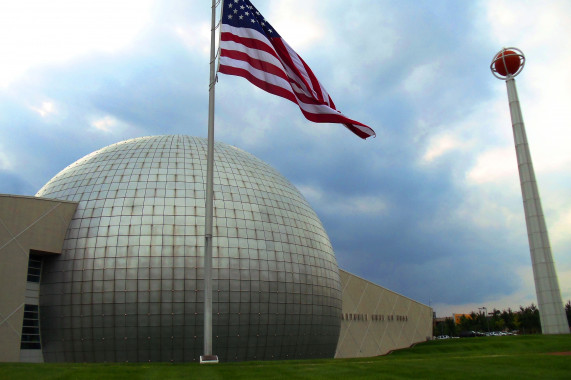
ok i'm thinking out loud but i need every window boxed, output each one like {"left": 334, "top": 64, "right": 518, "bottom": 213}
{"left": 27, "top": 255, "right": 42, "bottom": 283}
{"left": 20, "top": 304, "right": 41, "bottom": 349}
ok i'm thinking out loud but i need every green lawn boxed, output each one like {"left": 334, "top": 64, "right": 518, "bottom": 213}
{"left": 1, "top": 335, "right": 570, "bottom": 379}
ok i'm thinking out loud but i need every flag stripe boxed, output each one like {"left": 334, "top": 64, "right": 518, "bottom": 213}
{"left": 219, "top": 54, "right": 294, "bottom": 97}
{"left": 219, "top": 65, "right": 298, "bottom": 103}
{"left": 220, "top": 36, "right": 283, "bottom": 69}
{"left": 270, "top": 37, "right": 322, "bottom": 101}
{"left": 279, "top": 38, "right": 327, "bottom": 103}
{"left": 220, "top": 49, "right": 290, "bottom": 83}
{"left": 220, "top": 53, "right": 345, "bottom": 109}
{"left": 221, "top": 28, "right": 277, "bottom": 61}
{"left": 221, "top": 25, "right": 313, "bottom": 97}
{"left": 222, "top": 24, "right": 324, "bottom": 105}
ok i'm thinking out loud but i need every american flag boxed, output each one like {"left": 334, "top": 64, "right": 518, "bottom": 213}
{"left": 218, "top": 0, "right": 376, "bottom": 139}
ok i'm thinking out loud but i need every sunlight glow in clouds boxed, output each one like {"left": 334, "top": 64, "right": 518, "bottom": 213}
{"left": 30, "top": 101, "right": 56, "bottom": 117}
{"left": 551, "top": 208, "right": 571, "bottom": 245}
{"left": 90, "top": 115, "right": 132, "bottom": 135}
{"left": 0, "top": 150, "right": 13, "bottom": 171}
{"left": 266, "top": 1, "right": 325, "bottom": 51}
{"left": 91, "top": 116, "right": 117, "bottom": 133}
{"left": 454, "top": 184, "right": 521, "bottom": 232}
{"left": 466, "top": 147, "right": 516, "bottom": 184}
{"left": 175, "top": 23, "right": 211, "bottom": 56}
{"left": 0, "top": 0, "right": 153, "bottom": 87}
{"left": 422, "top": 134, "right": 467, "bottom": 163}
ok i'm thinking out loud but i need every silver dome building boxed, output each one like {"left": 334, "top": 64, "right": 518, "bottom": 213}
{"left": 35, "top": 135, "right": 342, "bottom": 362}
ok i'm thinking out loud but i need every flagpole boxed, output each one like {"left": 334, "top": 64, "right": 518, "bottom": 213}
{"left": 200, "top": 0, "right": 220, "bottom": 363}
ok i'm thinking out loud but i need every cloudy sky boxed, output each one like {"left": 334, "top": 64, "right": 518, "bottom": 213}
{"left": 1, "top": 0, "right": 570, "bottom": 317}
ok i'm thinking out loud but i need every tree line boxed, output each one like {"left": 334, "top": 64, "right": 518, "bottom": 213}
{"left": 434, "top": 300, "right": 571, "bottom": 337}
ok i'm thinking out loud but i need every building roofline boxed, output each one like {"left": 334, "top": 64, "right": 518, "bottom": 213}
{"left": 0, "top": 193, "right": 78, "bottom": 206}
{"left": 339, "top": 268, "right": 431, "bottom": 309}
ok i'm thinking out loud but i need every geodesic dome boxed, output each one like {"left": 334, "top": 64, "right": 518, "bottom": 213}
{"left": 36, "top": 135, "right": 341, "bottom": 362}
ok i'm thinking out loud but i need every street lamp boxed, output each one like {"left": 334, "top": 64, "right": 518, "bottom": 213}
{"left": 479, "top": 307, "right": 489, "bottom": 333}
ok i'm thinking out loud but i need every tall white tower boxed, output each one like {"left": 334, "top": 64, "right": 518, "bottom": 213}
{"left": 491, "top": 48, "right": 569, "bottom": 334}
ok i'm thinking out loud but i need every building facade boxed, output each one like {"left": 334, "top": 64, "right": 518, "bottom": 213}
{"left": 335, "top": 270, "right": 433, "bottom": 358}
{"left": 0, "top": 195, "right": 77, "bottom": 362}
{"left": 0, "top": 135, "right": 432, "bottom": 362}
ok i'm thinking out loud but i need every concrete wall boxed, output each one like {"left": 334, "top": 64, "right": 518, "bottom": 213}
{"left": 335, "top": 269, "right": 433, "bottom": 358}
{"left": 0, "top": 195, "right": 77, "bottom": 362}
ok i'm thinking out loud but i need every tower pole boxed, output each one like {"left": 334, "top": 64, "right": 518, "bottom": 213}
{"left": 492, "top": 48, "right": 569, "bottom": 334}
{"left": 201, "top": 0, "right": 220, "bottom": 363}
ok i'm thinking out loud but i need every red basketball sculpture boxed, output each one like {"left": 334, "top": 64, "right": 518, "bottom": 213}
{"left": 491, "top": 48, "right": 525, "bottom": 79}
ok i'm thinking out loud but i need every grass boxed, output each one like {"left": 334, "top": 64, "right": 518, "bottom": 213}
{"left": 1, "top": 335, "right": 570, "bottom": 379}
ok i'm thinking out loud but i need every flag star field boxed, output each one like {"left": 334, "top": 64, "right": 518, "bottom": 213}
{"left": 225, "top": 0, "right": 277, "bottom": 36}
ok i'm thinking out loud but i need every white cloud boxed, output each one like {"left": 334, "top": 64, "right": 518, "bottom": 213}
{"left": 30, "top": 101, "right": 56, "bottom": 117}
{"left": 403, "top": 62, "right": 441, "bottom": 95}
{"left": 485, "top": 0, "right": 571, "bottom": 48}
{"left": 454, "top": 184, "right": 522, "bottom": 232}
{"left": 90, "top": 115, "right": 129, "bottom": 134}
{"left": 91, "top": 116, "right": 115, "bottom": 133}
{"left": 174, "top": 22, "right": 211, "bottom": 56}
{"left": 466, "top": 147, "right": 516, "bottom": 184}
{"left": 550, "top": 207, "right": 571, "bottom": 249}
{"left": 419, "top": 97, "right": 511, "bottom": 167}
{"left": 0, "top": 149, "right": 13, "bottom": 171}
{"left": 422, "top": 133, "right": 469, "bottom": 163}
{"left": 557, "top": 267, "right": 571, "bottom": 304}
{"left": 0, "top": 0, "right": 153, "bottom": 87}
{"left": 217, "top": 91, "right": 288, "bottom": 148}
{"left": 265, "top": 0, "right": 325, "bottom": 51}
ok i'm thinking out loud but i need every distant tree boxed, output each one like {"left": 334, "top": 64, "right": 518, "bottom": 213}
{"left": 433, "top": 317, "right": 457, "bottom": 337}
{"left": 566, "top": 300, "right": 571, "bottom": 328}
{"left": 475, "top": 311, "right": 488, "bottom": 332}
{"left": 518, "top": 304, "right": 541, "bottom": 334}
{"left": 444, "top": 302, "right": 555, "bottom": 336}
{"left": 500, "top": 308, "right": 517, "bottom": 331}
{"left": 458, "top": 314, "right": 475, "bottom": 333}
{"left": 473, "top": 311, "right": 484, "bottom": 332}
{"left": 490, "top": 308, "right": 504, "bottom": 331}
{"left": 444, "top": 317, "right": 457, "bottom": 337}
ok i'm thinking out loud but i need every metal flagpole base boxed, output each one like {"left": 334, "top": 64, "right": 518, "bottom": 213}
{"left": 200, "top": 355, "right": 219, "bottom": 364}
